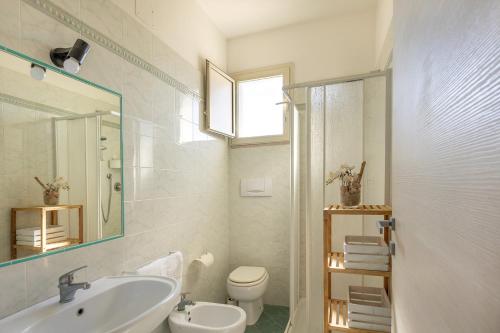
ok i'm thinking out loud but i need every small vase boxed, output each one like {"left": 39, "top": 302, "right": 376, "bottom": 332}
{"left": 340, "top": 185, "right": 361, "bottom": 207}
{"left": 43, "top": 190, "right": 59, "bottom": 205}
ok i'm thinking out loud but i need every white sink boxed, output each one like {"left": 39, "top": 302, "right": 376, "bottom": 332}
{"left": 0, "top": 275, "right": 181, "bottom": 333}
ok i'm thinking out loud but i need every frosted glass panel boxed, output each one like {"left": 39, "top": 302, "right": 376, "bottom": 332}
{"left": 320, "top": 77, "right": 387, "bottom": 299}
{"left": 208, "top": 66, "right": 233, "bottom": 135}
{"left": 206, "top": 61, "right": 235, "bottom": 137}
{"left": 237, "top": 75, "right": 284, "bottom": 138}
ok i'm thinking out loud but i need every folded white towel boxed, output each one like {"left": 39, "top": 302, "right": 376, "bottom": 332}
{"left": 136, "top": 251, "right": 183, "bottom": 281}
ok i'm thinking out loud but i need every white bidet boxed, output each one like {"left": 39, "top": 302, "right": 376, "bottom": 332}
{"left": 168, "top": 302, "right": 246, "bottom": 333}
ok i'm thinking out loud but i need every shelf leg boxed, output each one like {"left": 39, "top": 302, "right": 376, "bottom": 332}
{"left": 11, "top": 209, "right": 16, "bottom": 259}
{"left": 41, "top": 209, "right": 47, "bottom": 253}
{"left": 324, "top": 212, "right": 332, "bottom": 332}
{"left": 78, "top": 206, "right": 84, "bottom": 244}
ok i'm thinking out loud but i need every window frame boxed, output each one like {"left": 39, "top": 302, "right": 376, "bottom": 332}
{"left": 230, "top": 63, "right": 293, "bottom": 147}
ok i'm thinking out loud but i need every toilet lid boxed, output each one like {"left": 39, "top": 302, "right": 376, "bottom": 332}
{"left": 229, "top": 266, "right": 266, "bottom": 284}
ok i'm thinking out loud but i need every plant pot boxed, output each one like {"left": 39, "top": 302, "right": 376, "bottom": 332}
{"left": 340, "top": 185, "right": 361, "bottom": 207}
{"left": 43, "top": 190, "right": 59, "bottom": 205}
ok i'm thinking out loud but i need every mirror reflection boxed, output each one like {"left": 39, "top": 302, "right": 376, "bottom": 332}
{"left": 0, "top": 48, "right": 122, "bottom": 262}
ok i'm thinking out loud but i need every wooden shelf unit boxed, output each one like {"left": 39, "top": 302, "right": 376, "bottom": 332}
{"left": 11, "top": 205, "right": 84, "bottom": 259}
{"left": 324, "top": 204, "right": 392, "bottom": 333}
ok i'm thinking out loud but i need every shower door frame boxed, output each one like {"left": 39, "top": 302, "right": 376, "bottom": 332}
{"left": 54, "top": 111, "right": 117, "bottom": 242}
{"left": 285, "top": 69, "right": 392, "bottom": 332}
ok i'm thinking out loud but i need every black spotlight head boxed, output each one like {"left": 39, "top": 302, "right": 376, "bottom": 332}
{"left": 50, "top": 39, "right": 90, "bottom": 74}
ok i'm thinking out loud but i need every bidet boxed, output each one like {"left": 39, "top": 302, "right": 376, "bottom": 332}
{"left": 169, "top": 302, "right": 246, "bottom": 333}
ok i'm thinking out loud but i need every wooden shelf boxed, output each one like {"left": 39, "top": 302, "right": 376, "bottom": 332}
{"left": 11, "top": 205, "right": 83, "bottom": 259}
{"left": 324, "top": 203, "right": 392, "bottom": 333}
{"left": 328, "top": 299, "right": 385, "bottom": 333}
{"left": 324, "top": 204, "right": 392, "bottom": 216}
{"left": 329, "top": 252, "right": 391, "bottom": 277}
{"left": 12, "top": 204, "right": 84, "bottom": 212}
{"left": 13, "top": 238, "right": 80, "bottom": 251}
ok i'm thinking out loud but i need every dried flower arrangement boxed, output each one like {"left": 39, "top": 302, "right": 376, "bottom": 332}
{"left": 326, "top": 161, "right": 366, "bottom": 207}
{"left": 34, "top": 176, "right": 70, "bottom": 205}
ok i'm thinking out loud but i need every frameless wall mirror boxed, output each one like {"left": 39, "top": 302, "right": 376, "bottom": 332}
{"left": 0, "top": 45, "right": 123, "bottom": 266}
{"left": 205, "top": 60, "right": 236, "bottom": 138}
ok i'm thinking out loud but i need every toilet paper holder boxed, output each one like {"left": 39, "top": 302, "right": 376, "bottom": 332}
{"left": 194, "top": 251, "right": 214, "bottom": 267}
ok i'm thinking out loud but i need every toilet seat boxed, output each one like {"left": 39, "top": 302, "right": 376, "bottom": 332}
{"left": 228, "top": 271, "right": 268, "bottom": 287}
{"left": 228, "top": 266, "right": 268, "bottom": 287}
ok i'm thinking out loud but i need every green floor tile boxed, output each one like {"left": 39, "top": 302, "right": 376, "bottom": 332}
{"left": 245, "top": 305, "right": 289, "bottom": 333}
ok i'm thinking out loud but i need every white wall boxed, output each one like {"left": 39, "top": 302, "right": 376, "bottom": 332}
{"left": 227, "top": 9, "right": 376, "bottom": 84}
{"left": 374, "top": 0, "right": 393, "bottom": 69}
{"left": 229, "top": 145, "right": 290, "bottom": 306}
{"left": 0, "top": 0, "right": 229, "bottom": 327}
{"left": 112, "top": 0, "right": 226, "bottom": 71}
{"left": 226, "top": 8, "right": 384, "bottom": 313}
{"left": 393, "top": 0, "right": 500, "bottom": 332}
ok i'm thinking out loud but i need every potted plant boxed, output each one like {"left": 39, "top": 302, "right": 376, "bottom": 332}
{"left": 326, "top": 161, "right": 366, "bottom": 207}
{"left": 34, "top": 176, "right": 70, "bottom": 206}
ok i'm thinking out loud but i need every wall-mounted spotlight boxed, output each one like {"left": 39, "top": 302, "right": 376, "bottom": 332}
{"left": 50, "top": 39, "right": 90, "bottom": 74}
{"left": 30, "top": 63, "right": 46, "bottom": 81}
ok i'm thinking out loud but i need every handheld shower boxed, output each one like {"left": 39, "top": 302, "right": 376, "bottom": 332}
{"left": 101, "top": 173, "right": 112, "bottom": 223}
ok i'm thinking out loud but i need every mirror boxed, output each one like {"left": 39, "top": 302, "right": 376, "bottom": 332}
{"left": 0, "top": 46, "right": 123, "bottom": 265}
{"left": 205, "top": 60, "right": 236, "bottom": 137}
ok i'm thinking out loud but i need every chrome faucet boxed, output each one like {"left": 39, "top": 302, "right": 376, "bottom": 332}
{"left": 177, "top": 292, "right": 195, "bottom": 311}
{"left": 58, "top": 265, "right": 91, "bottom": 303}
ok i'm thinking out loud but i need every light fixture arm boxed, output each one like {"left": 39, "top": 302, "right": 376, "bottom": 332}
{"left": 50, "top": 39, "right": 90, "bottom": 74}
{"left": 49, "top": 47, "right": 73, "bottom": 68}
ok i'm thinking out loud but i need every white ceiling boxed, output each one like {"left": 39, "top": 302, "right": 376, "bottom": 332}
{"left": 196, "top": 0, "right": 378, "bottom": 38}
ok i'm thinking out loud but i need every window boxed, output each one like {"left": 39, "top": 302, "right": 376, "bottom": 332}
{"left": 231, "top": 64, "right": 292, "bottom": 146}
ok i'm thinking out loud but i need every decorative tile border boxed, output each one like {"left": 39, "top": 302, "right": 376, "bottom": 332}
{"left": 0, "top": 92, "right": 73, "bottom": 116}
{"left": 22, "top": 0, "right": 203, "bottom": 101}
{"left": 0, "top": 92, "right": 120, "bottom": 128}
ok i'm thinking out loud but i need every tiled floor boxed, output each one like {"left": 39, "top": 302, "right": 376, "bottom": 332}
{"left": 245, "top": 305, "right": 289, "bottom": 333}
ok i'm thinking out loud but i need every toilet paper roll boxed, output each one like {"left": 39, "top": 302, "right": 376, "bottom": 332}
{"left": 194, "top": 252, "right": 214, "bottom": 267}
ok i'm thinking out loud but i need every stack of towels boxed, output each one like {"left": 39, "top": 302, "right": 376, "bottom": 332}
{"left": 16, "top": 225, "right": 66, "bottom": 247}
{"left": 136, "top": 251, "right": 184, "bottom": 281}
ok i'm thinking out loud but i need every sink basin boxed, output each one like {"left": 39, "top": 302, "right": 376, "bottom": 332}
{"left": 0, "top": 275, "right": 181, "bottom": 333}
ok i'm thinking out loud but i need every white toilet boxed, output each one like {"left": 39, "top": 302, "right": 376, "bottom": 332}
{"left": 226, "top": 266, "right": 269, "bottom": 325}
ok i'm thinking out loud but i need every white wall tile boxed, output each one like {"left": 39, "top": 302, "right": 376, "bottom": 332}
{"left": 0, "top": 0, "right": 21, "bottom": 50}
{"left": 81, "top": 0, "right": 123, "bottom": 43}
{"left": 50, "top": 0, "right": 80, "bottom": 18}
{"left": 122, "top": 14, "right": 152, "bottom": 62}
{"left": 19, "top": 1, "right": 80, "bottom": 66}
{"left": 0, "top": 263, "right": 26, "bottom": 318}
{"left": 0, "top": 1, "right": 230, "bottom": 323}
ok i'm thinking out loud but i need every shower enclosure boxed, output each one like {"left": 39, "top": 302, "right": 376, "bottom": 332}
{"left": 54, "top": 111, "right": 121, "bottom": 242}
{"left": 287, "top": 71, "right": 391, "bottom": 332}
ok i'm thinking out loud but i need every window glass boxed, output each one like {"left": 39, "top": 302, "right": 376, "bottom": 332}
{"left": 237, "top": 75, "right": 284, "bottom": 138}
